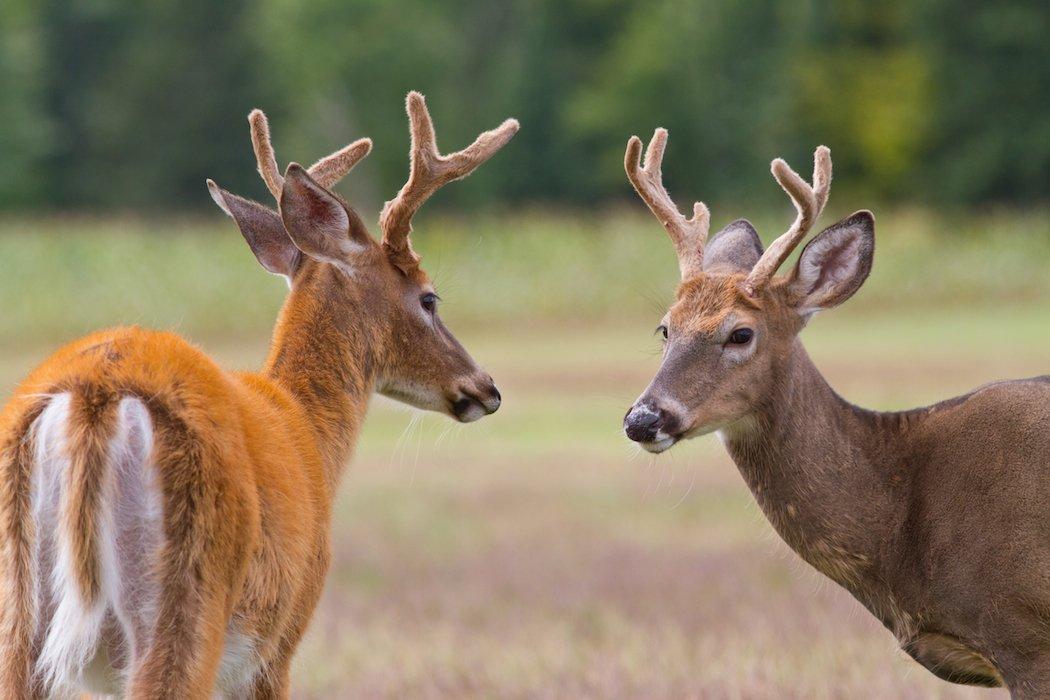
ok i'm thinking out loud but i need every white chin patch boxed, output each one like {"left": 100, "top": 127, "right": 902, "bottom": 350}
{"left": 640, "top": 434, "right": 677, "bottom": 453}
{"left": 456, "top": 402, "right": 486, "bottom": 423}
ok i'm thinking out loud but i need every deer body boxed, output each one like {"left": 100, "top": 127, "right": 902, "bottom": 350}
{"left": 724, "top": 344, "right": 1050, "bottom": 689}
{"left": 0, "top": 93, "right": 517, "bottom": 698}
{"left": 621, "top": 131, "right": 1050, "bottom": 695}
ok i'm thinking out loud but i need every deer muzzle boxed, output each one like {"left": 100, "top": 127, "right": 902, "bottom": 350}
{"left": 623, "top": 400, "right": 680, "bottom": 453}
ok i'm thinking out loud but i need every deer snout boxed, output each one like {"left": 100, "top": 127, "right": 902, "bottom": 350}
{"left": 451, "top": 375, "right": 501, "bottom": 423}
{"left": 624, "top": 401, "right": 680, "bottom": 453}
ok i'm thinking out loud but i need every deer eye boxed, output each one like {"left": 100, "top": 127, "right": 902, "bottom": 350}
{"left": 656, "top": 324, "right": 669, "bottom": 341}
{"left": 728, "top": 328, "right": 754, "bottom": 345}
{"left": 420, "top": 293, "right": 439, "bottom": 313}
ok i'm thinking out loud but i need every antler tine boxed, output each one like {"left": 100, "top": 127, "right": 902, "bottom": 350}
{"left": 743, "top": 146, "right": 832, "bottom": 295}
{"left": 380, "top": 91, "right": 520, "bottom": 258}
{"left": 249, "top": 109, "right": 372, "bottom": 199}
{"left": 307, "top": 137, "right": 373, "bottom": 190}
{"left": 248, "top": 109, "right": 284, "bottom": 200}
{"left": 624, "top": 129, "right": 710, "bottom": 280}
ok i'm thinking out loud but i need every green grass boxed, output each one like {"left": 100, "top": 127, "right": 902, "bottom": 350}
{"left": 0, "top": 207, "right": 1047, "bottom": 344}
{"left": 0, "top": 211, "right": 1044, "bottom": 697}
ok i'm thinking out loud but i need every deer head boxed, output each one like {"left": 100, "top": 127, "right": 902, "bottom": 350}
{"left": 622, "top": 130, "right": 875, "bottom": 452}
{"left": 207, "top": 92, "right": 518, "bottom": 422}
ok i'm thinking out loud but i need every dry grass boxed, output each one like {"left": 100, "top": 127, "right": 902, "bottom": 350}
{"left": 97, "top": 308, "right": 1039, "bottom": 698}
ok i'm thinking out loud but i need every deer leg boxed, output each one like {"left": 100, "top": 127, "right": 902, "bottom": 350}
{"left": 121, "top": 401, "right": 255, "bottom": 699}
{"left": 123, "top": 586, "right": 229, "bottom": 699}
{"left": 245, "top": 656, "right": 291, "bottom": 700}
{"left": 244, "top": 579, "right": 326, "bottom": 699}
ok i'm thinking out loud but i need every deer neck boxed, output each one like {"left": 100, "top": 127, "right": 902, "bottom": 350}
{"left": 719, "top": 340, "right": 902, "bottom": 592}
{"left": 262, "top": 262, "right": 380, "bottom": 483}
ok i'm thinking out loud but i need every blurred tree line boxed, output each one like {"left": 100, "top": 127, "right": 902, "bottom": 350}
{"left": 0, "top": 0, "right": 1046, "bottom": 211}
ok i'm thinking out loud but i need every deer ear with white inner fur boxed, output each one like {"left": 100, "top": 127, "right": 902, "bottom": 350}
{"left": 207, "top": 179, "right": 301, "bottom": 279}
{"left": 786, "top": 210, "right": 875, "bottom": 315}
{"left": 278, "top": 163, "right": 373, "bottom": 266}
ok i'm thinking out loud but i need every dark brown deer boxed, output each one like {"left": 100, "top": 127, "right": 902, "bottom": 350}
{"left": 621, "top": 128, "right": 1050, "bottom": 696}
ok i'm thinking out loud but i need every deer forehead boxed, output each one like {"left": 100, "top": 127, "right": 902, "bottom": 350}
{"left": 670, "top": 274, "right": 760, "bottom": 333}
{"left": 395, "top": 262, "right": 433, "bottom": 293}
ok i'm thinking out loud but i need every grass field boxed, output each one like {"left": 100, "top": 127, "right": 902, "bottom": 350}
{"left": 0, "top": 211, "right": 1046, "bottom": 697}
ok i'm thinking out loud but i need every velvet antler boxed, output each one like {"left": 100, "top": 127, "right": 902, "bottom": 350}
{"left": 742, "top": 146, "right": 832, "bottom": 295}
{"left": 625, "top": 129, "right": 710, "bottom": 280}
{"left": 379, "top": 92, "right": 519, "bottom": 270}
{"left": 248, "top": 109, "right": 372, "bottom": 201}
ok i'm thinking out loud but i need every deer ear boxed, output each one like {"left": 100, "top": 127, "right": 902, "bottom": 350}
{"left": 279, "top": 163, "right": 373, "bottom": 265}
{"left": 207, "top": 180, "right": 301, "bottom": 279}
{"left": 787, "top": 210, "right": 874, "bottom": 315}
{"left": 703, "top": 219, "right": 763, "bottom": 274}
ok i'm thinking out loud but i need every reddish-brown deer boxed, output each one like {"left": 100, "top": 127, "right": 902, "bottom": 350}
{"left": 0, "top": 92, "right": 517, "bottom": 698}
{"left": 621, "top": 129, "right": 1050, "bottom": 696}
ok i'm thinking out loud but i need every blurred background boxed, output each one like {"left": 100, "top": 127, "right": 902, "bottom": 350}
{"left": 0, "top": 0, "right": 1047, "bottom": 696}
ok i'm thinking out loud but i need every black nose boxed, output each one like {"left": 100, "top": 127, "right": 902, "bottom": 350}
{"left": 624, "top": 404, "right": 664, "bottom": 442}
{"left": 453, "top": 397, "right": 479, "bottom": 418}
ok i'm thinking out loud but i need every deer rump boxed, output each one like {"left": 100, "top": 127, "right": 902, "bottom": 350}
{"left": 26, "top": 391, "right": 259, "bottom": 696}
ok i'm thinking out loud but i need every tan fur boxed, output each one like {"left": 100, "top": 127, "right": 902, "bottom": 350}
{"left": 0, "top": 94, "right": 514, "bottom": 698}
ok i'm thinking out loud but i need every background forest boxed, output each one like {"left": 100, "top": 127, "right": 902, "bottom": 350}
{"left": 1, "top": 0, "right": 1047, "bottom": 212}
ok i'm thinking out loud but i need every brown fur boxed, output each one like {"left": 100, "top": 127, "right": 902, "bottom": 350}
{"left": 63, "top": 386, "right": 120, "bottom": 604}
{"left": 0, "top": 401, "right": 47, "bottom": 698}
{"left": 624, "top": 140, "right": 1050, "bottom": 696}
{"left": 0, "top": 94, "right": 514, "bottom": 698}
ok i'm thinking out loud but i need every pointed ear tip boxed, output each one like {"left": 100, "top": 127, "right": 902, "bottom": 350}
{"left": 721, "top": 217, "right": 758, "bottom": 234}
{"left": 205, "top": 180, "right": 231, "bottom": 215}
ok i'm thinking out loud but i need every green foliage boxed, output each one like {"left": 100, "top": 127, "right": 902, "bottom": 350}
{"left": 915, "top": 0, "right": 1050, "bottom": 202}
{"left": 0, "top": 0, "right": 1047, "bottom": 209}
{"left": 0, "top": 0, "right": 52, "bottom": 207}
{"left": 0, "top": 209, "right": 1045, "bottom": 346}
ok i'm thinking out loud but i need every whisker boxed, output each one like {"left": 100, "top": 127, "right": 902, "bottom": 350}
{"left": 670, "top": 464, "right": 697, "bottom": 511}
